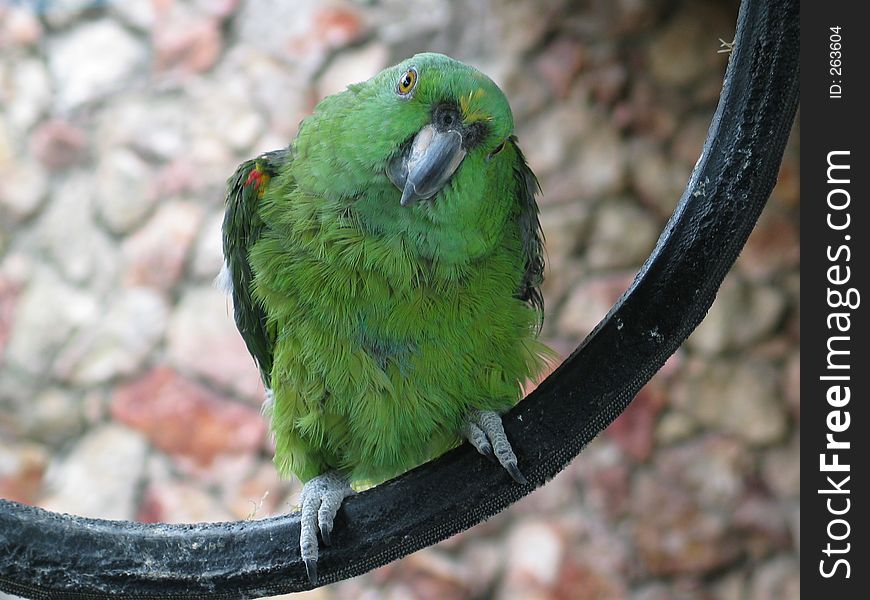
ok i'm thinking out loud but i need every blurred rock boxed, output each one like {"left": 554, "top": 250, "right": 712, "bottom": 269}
{"left": 671, "top": 115, "right": 711, "bottom": 168}
{"left": 96, "top": 95, "right": 191, "bottom": 161}
{"left": 771, "top": 148, "right": 799, "bottom": 208}
{"left": 41, "top": 424, "right": 149, "bottom": 520}
{"left": 187, "top": 78, "right": 266, "bottom": 154}
{"left": 41, "top": 0, "right": 106, "bottom": 28}
{"left": 557, "top": 271, "right": 636, "bottom": 338}
{"left": 538, "top": 201, "right": 592, "bottom": 265}
{"left": 109, "top": 0, "right": 157, "bottom": 31}
{"left": 503, "top": 520, "right": 564, "bottom": 590}
{"left": 235, "top": 0, "right": 366, "bottom": 72}
{"left": 629, "top": 139, "right": 687, "bottom": 216}
{"left": 0, "top": 56, "right": 51, "bottom": 133}
{"left": 317, "top": 42, "right": 390, "bottom": 98}
{"left": 632, "top": 472, "right": 742, "bottom": 576}
{"left": 732, "top": 493, "right": 792, "bottom": 557}
{"left": 535, "top": 38, "right": 585, "bottom": 99}
{"left": 761, "top": 435, "right": 800, "bottom": 499}
{"left": 0, "top": 6, "right": 42, "bottom": 49}
{"left": 586, "top": 199, "right": 659, "bottom": 270}
{"left": 647, "top": 4, "right": 731, "bottom": 88}
{"left": 138, "top": 478, "right": 234, "bottom": 524}
{"left": 111, "top": 366, "right": 266, "bottom": 465}
{"left": 154, "top": 17, "right": 223, "bottom": 79}
{"left": 489, "top": 0, "right": 553, "bottom": 57}
{"left": 519, "top": 104, "right": 591, "bottom": 177}
{"left": 736, "top": 209, "right": 800, "bottom": 282}
{"left": 122, "top": 201, "right": 204, "bottom": 293}
{"left": 190, "top": 211, "right": 226, "bottom": 280}
{"left": 576, "top": 448, "right": 631, "bottom": 520}
{"left": 687, "top": 276, "right": 787, "bottom": 355}
{"left": 166, "top": 287, "right": 264, "bottom": 401}
{"left": 781, "top": 351, "right": 799, "bottom": 418}
{"left": 0, "top": 269, "right": 23, "bottom": 362}
{"left": 223, "top": 462, "right": 294, "bottom": 520}
{"left": 655, "top": 436, "right": 749, "bottom": 508}
{"left": 29, "top": 119, "right": 88, "bottom": 171}
{"left": 35, "top": 172, "right": 119, "bottom": 288}
{"left": 0, "top": 159, "right": 48, "bottom": 222}
{"left": 606, "top": 382, "right": 665, "bottom": 461}
{"left": 216, "top": 47, "right": 311, "bottom": 141}
{"left": 54, "top": 288, "right": 168, "bottom": 384}
{"left": 95, "top": 149, "right": 158, "bottom": 234}
{"left": 551, "top": 558, "right": 628, "bottom": 600}
{"left": 48, "top": 19, "right": 147, "bottom": 110}
{"left": 572, "top": 124, "right": 627, "bottom": 201}
{"left": 20, "top": 387, "right": 87, "bottom": 446}
{"left": 654, "top": 410, "right": 696, "bottom": 445}
{"left": 0, "top": 442, "right": 48, "bottom": 505}
{"left": 672, "top": 359, "right": 788, "bottom": 446}
{"left": 3, "top": 267, "right": 98, "bottom": 376}
{"left": 749, "top": 557, "right": 800, "bottom": 600}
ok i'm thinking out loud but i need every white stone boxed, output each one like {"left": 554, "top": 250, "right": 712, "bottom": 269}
{"left": 94, "top": 148, "right": 156, "bottom": 234}
{"left": 48, "top": 19, "right": 146, "bottom": 110}
{"left": 4, "top": 266, "right": 99, "bottom": 376}
{"left": 41, "top": 424, "right": 149, "bottom": 520}
{"left": 34, "top": 171, "right": 119, "bottom": 288}
{"left": 317, "top": 42, "right": 389, "bottom": 98}
{"left": 54, "top": 288, "right": 169, "bottom": 384}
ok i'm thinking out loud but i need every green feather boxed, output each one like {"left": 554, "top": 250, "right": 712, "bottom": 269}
{"left": 222, "top": 53, "right": 552, "bottom": 485}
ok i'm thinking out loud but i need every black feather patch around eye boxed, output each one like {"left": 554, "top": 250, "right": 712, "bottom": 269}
{"left": 462, "top": 121, "right": 489, "bottom": 151}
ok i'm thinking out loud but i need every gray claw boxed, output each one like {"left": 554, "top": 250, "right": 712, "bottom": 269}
{"left": 504, "top": 460, "right": 528, "bottom": 485}
{"left": 466, "top": 410, "right": 528, "bottom": 485}
{"left": 304, "top": 557, "right": 318, "bottom": 585}
{"left": 298, "top": 471, "right": 354, "bottom": 585}
{"left": 320, "top": 521, "right": 333, "bottom": 546}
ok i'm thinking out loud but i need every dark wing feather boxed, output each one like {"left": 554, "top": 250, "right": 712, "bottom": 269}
{"left": 222, "top": 148, "right": 290, "bottom": 384}
{"left": 509, "top": 136, "right": 545, "bottom": 333}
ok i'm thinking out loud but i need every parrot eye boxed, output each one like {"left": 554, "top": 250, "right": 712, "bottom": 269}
{"left": 396, "top": 67, "right": 418, "bottom": 97}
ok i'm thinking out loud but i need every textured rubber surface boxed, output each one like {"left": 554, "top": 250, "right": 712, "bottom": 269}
{"left": 0, "top": 0, "right": 799, "bottom": 597}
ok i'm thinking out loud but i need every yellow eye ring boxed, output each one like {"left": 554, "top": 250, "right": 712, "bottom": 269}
{"left": 396, "top": 67, "right": 418, "bottom": 96}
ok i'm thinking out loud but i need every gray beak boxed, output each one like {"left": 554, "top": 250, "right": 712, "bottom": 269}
{"left": 387, "top": 124, "right": 466, "bottom": 206}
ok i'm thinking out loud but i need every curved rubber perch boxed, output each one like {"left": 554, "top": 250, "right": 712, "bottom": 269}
{"left": 0, "top": 0, "right": 799, "bottom": 597}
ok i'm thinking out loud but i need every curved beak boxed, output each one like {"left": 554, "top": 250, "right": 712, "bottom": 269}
{"left": 387, "top": 124, "right": 466, "bottom": 206}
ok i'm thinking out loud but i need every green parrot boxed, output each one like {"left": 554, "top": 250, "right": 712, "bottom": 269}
{"left": 220, "top": 52, "right": 550, "bottom": 582}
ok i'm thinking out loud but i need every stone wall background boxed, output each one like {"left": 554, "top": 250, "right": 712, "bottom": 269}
{"left": 0, "top": 0, "right": 799, "bottom": 598}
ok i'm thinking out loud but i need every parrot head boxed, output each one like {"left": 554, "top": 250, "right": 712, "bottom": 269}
{"left": 291, "top": 53, "right": 528, "bottom": 262}
{"left": 377, "top": 53, "right": 515, "bottom": 207}
{"left": 295, "top": 53, "right": 515, "bottom": 204}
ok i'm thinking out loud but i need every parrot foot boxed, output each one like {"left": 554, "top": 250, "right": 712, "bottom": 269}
{"left": 298, "top": 471, "right": 354, "bottom": 584}
{"left": 463, "top": 410, "right": 528, "bottom": 485}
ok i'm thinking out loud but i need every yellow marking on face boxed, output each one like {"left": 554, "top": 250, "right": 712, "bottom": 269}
{"left": 460, "top": 88, "right": 492, "bottom": 123}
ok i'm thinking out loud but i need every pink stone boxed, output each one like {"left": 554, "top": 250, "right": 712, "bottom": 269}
{"left": 111, "top": 366, "right": 267, "bottom": 465}
{"left": 536, "top": 38, "right": 585, "bottom": 99}
{"left": 29, "top": 120, "right": 88, "bottom": 171}
{"left": 606, "top": 381, "right": 665, "bottom": 461}
{"left": 122, "top": 201, "right": 204, "bottom": 292}
{"left": 153, "top": 18, "right": 222, "bottom": 77}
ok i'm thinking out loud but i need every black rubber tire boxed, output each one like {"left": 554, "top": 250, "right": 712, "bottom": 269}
{"left": 0, "top": 0, "right": 799, "bottom": 597}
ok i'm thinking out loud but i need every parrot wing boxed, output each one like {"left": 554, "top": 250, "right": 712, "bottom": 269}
{"left": 221, "top": 148, "right": 290, "bottom": 383}
{"left": 510, "top": 137, "right": 545, "bottom": 332}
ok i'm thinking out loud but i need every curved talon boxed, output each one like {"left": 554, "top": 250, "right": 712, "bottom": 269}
{"left": 504, "top": 460, "right": 528, "bottom": 485}
{"left": 464, "top": 410, "right": 528, "bottom": 484}
{"left": 304, "top": 558, "right": 318, "bottom": 585}
{"left": 298, "top": 472, "right": 354, "bottom": 584}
